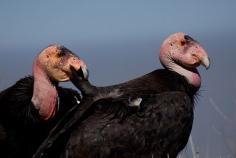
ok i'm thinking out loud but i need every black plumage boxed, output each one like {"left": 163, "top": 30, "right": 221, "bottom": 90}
{"left": 34, "top": 69, "right": 198, "bottom": 158}
{"left": 64, "top": 69, "right": 197, "bottom": 158}
{"left": 34, "top": 32, "right": 209, "bottom": 158}
{"left": 0, "top": 76, "right": 81, "bottom": 158}
{"left": 0, "top": 44, "right": 88, "bottom": 158}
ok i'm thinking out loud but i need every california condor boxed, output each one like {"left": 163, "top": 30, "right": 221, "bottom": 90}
{"left": 35, "top": 32, "right": 210, "bottom": 158}
{"left": 0, "top": 45, "right": 88, "bottom": 158}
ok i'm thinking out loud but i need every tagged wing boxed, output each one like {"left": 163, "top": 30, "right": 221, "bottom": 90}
{"left": 34, "top": 91, "right": 194, "bottom": 158}
{"left": 64, "top": 91, "right": 194, "bottom": 158}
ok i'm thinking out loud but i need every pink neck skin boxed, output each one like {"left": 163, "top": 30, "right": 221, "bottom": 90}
{"left": 160, "top": 50, "right": 201, "bottom": 89}
{"left": 168, "top": 63, "right": 201, "bottom": 88}
{"left": 31, "top": 59, "right": 58, "bottom": 120}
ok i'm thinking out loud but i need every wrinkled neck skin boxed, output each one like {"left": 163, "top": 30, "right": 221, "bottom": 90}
{"left": 31, "top": 59, "right": 58, "bottom": 120}
{"left": 160, "top": 53, "right": 201, "bottom": 89}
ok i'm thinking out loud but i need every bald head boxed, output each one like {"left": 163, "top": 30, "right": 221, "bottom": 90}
{"left": 31, "top": 44, "right": 88, "bottom": 120}
{"left": 160, "top": 32, "right": 210, "bottom": 70}
{"left": 34, "top": 44, "right": 87, "bottom": 82}
{"left": 159, "top": 32, "right": 210, "bottom": 88}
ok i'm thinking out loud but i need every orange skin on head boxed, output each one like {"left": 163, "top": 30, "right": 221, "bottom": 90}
{"left": 32, "top": 45, "right": 86, "bottom": 120}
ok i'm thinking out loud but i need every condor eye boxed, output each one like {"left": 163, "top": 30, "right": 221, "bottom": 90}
{"left": 57, "top": 52, "right": 66, "bottom": 57}
{"left": 180, "top": 40, "right": 186, "bottom": 46}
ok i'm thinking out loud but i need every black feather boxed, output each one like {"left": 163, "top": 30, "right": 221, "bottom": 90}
{"left": 0, "top": 76, "right": 81, "bottom": 158}
{"left": 34, "top": 69, "right": 198, "bottom": 158}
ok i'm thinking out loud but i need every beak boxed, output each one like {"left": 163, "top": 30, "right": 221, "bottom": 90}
{"left": 197, "top": 46, "right": 210, "bottom": 69}
{"left": 79, "top": 64, "right": 89, "bottom": 80}
{"left": 68, "top": 55, "right": 89, "bottom": 80}
{"left": 80, "top": 60, "right": 89, "bottom": 80}
{"left": 70, "top": 61, "right": 89, "bottom": 81}
{"left": 200, "top": 56, "right": 210, "bottom": 70}
{"left": 192, "top": 40, "right": 211, "bottom": 70}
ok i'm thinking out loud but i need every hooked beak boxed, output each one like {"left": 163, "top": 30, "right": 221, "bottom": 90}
{"left": 68, "top": 55, "right": 89, "bottom": 80}
{"left": 70, "top": 62, "right": 89, "bottom": 81}
{"left": 191, "top": 40, "right": 211, "bottom": 70}
{"left": 80, "top": 61, "right": 89, "bottom": 80}
{"left": 78, "top": 64, "right": 89, "bottom": 80}
{"left": 200, "top": 56, "right": 210, "bottom": 70}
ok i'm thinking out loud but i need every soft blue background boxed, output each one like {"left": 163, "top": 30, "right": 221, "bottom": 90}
{"left": 0, "top": 0, "right": 235, "bottom": 157}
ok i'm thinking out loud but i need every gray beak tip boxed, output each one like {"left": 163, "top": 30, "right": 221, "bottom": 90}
{"left": 201, "top": 56, "right": 211, "bottom": 70}
{"left": 81, "top": 66, "right": 89, "bottom": 80}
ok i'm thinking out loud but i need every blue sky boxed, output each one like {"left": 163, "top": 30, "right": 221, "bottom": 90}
{"left": 0, "top": 1, "right": 236, "bottom": 157}
{"left": 1, "top": 0, "right": 235, "bottom": 48}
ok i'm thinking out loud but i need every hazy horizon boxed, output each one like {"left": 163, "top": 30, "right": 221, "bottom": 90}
{"left": 0, "top": 1, "right": 236, "bottom": 157}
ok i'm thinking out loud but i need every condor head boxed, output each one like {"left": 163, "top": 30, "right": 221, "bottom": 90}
{"left": 34, "top": 44, "right": 88, "bottom": 83}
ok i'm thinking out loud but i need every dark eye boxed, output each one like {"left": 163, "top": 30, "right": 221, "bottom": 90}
{"left": 180, "top": 40, "right": 186, "bottom": 46}
{"left": 57, "top": 52, "right": 66, "bottom": 57}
